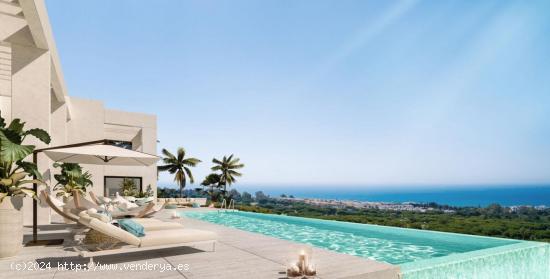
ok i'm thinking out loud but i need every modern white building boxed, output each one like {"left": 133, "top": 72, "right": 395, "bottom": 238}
{"left": 0, "top": 0, "right": 158, "bottom": 225}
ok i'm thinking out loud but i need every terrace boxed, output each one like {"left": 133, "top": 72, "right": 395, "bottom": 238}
{"left": 0, "top": 208, "right": 400, "bottom": 279}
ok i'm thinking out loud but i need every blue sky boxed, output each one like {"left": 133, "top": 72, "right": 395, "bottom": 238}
{"left": 46, "top": 0, "right": 550, "bottom": 189}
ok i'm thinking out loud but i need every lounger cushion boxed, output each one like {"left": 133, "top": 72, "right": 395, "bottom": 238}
{"left": 114, "top": 193, "right": 138, "bottom": 209}
{"left": 139, "top": 229, "right": 217, "bottom": 247}
{"left": 124, "top": 218, "right": 183, "bottom": 230}
{"left": 135, "top": 197, "right": 154, "bottom": 206}
{"left": 141, "top": 222, "right": 184, "bottom": 231}
{"left": 78, "top": 212, "right": 141, "bottom": 246}
{"left": 97, "top": 196, "right": 112, "bottom": 204}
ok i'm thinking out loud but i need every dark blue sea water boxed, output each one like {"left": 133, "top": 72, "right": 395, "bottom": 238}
{"left": 235, "top": 185, "right": 550, "bottom": 207}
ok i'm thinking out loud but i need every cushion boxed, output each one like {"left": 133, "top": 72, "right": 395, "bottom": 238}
{"left": 135, "top": 197, "right": 154, "bottom": 206}
{"left": 139, "top": 229, "right": 216, "bottom": 247}
{"left": 97, "top": 196, "right": 112, "bottom": 204}
{"left": 141, "top": 221, "right": 183, "bottom": 231}
{"left": 113, "top": 193, "right": 138, "bottom": 210}
{"left": 118, "top": 219, "right": 145, "bottom": 237}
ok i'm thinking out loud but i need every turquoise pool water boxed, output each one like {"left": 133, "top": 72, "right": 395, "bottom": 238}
{"left": 182, "top": 211, "right": 550, "bottom": 278}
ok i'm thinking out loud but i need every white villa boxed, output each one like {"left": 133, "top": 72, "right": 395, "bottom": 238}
{"left": 0, "top": 0, "right": 158, "bottom": 226}
{"left": 0, "top": 1, "right": 547, "bottom": 279}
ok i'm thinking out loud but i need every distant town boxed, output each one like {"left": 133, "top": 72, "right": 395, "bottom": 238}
{"left": 273, "top": 196, "right": 549, "bottom": 213}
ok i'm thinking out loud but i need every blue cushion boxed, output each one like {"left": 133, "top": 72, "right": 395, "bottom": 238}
{"left": 118, "top": 219, "right": 145, "bottom": 237}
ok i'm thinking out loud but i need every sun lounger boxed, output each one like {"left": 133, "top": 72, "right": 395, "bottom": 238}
{"left": 88, "top": 191, "right": 102, "bottom": 206}
{"left": 73, "top": 191, "right": 163, "bottom": 218}
{"left": 41, "top": 191, "right": 183, "bottom": 231}
{"left": 74, "top": 211, "right": 217, "bottom": 261}
{"left": 40, "top": 191, "right": 80, "bottom": 223}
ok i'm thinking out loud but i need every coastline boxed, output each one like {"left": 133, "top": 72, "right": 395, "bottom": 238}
{"left": 235, "top": 185, "right": 550, "bottom": 207}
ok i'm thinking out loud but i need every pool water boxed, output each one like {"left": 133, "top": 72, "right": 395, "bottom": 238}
{"left": 182, "top": 211, "right": 550, "bottom": 278}
{"left": 182, "top": 211, "right": 516, "bottom": 264}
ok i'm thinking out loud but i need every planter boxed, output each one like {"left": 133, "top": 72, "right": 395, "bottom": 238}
{"left": 0, "top": 196, "right": 23, "bottom": 258}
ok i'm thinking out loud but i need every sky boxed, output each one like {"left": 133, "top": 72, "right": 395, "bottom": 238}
{"left": 45, "top": 0, "right": 550, "bottom": 190}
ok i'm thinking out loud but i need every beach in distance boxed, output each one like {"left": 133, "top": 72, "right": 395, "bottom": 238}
{"left": 236, "top": 185, "right": 550, "bottom": 207}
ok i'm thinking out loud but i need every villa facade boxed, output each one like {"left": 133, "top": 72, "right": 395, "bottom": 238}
{"left": 0, "top": 0, "right": 157, "bottom": 226}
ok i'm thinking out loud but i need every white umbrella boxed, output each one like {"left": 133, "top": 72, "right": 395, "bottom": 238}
{"left": 29, "top": 140, "right": 160, "bottom": 246}
{"left": 42, "top": 144, "right": 159, "bottom": 166}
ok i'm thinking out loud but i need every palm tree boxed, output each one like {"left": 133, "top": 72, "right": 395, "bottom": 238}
{"left": 157, "top": 147, "right": 201, "bottom": 197}
{"left": 200, "top": 173, "right": 223, "bottom": 202}
{"left": 211, "top": 154, "right": 244, "bottom": 192}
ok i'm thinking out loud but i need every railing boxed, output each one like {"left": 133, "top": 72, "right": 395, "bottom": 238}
{"left": 218, "top": 198, "right": 236, "bottom": 212}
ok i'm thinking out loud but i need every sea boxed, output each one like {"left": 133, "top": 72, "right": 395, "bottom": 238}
{"left": 235, "top": 185, "right": 550, "bottom": 207}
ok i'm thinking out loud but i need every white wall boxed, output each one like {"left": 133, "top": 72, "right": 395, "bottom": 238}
{"left": 10, "top": 42, "right": 52, "bottom": 226}
{"left": 1, "top": 0, "right": 158, "bottom": 226}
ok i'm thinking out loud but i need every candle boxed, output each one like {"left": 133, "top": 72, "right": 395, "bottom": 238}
{"left": 298, "top": 250, "right": 306, "bottom": 273}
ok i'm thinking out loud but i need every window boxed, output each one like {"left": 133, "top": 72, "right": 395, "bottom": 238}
{"left": 106, "top": 140, "right": 132, "bottom": 150}
{"left": 104, "top": 176, "right": 142, "bottom": 197}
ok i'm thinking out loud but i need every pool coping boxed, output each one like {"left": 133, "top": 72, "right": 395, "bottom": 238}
{"left": 399, "top": 240, "right": 549, "bottom": 274}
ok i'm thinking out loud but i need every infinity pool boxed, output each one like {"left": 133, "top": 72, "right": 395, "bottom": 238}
{"left": 182, "top": 211, "right": 550, "bottom": 278}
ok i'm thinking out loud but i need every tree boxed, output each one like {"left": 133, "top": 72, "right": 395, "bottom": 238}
{"left": 200, "top": 173, "right": 223, "bottom": 202}
{"left": 157, "top": 147, "right": 201, "bottom": 197}
{"left": 121, "top": 178, "right": 138, "bottom": 197}
{"left": 211, "top": 154, "right": 244, "bottom": 192}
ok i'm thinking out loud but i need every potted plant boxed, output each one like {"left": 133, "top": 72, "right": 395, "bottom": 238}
{"left": 53, "top": 162, "right": 92, "bottom": 223}
{"left": 0, "top": 113, "right": 50, "bottom": 258}
{"left": 121, "top": 178, "right": 138, "bottom": 199}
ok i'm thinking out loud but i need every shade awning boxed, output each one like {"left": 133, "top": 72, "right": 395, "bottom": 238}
{"left": 42, "top": 144, "right": 160, "bottom": 166}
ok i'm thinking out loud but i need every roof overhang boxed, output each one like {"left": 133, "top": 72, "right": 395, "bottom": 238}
{"left": 18, "top": 0, "right": 68, "bottom": 104}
